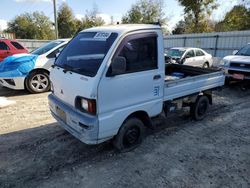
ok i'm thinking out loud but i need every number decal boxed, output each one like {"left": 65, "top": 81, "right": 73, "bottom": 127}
{"left": 153, "top": 86, "right": 160, "bottom": 96}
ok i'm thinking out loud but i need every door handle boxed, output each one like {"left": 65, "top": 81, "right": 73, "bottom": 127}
{"left": 153, "top": 74, "right": 161, "bottom": 80}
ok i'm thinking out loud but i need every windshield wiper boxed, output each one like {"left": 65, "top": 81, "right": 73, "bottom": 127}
{"left": 61, "top": 64, "right": 74, "bottom": 73}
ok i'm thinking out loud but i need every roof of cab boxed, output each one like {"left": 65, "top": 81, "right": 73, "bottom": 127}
{"left": 81, "top": 24, "right": 161, "bottom": 35}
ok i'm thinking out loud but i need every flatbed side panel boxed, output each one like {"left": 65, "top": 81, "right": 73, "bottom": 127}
{"left": 164, "top": 71, "right": 225, "bottom": 101}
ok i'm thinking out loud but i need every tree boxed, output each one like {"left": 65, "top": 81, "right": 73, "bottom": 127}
{"left": 177, "top": 0, "right": 217, "bottom": 33}
{"left": 57, "top": 3, "right": 78, "bottom": 38}
{"left": 122, "top": 0, "right": 167, "bottom": 25}
{"left": 215, "top": 5, "right": 250, "bottom": 32}
{"left": 172, "top": 20, "right": 186, "bottom": 34}
{"left": 6, "top": 12, "right": 54, "bottom": 39}
{"left": 74, "top": 4, "right": 105, "bottom": 32}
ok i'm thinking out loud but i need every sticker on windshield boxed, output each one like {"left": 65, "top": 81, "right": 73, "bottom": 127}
{"left": 94, "top": 32, "right": 111, "bottom": 39}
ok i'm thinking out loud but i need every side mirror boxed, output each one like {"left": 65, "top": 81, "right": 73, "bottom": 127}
{"left": 110, "top": 56, "right": 126, "bottom": 76}
{"left": 232, "top": 50, "right": 238, "bottom": 55}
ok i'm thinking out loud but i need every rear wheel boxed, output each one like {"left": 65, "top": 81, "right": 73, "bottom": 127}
{"left": 25, "top": 71, "right": 50, "bottom": 94}
{"left": 113, "top": 117, "right": 145, "bottom": 152}
{"left": 190, "top": 96, "right": 209, "bottom": 120}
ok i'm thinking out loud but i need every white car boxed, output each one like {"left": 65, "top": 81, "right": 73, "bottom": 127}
{"left": 165, "top": 47, "right": 213, "bottom": 68}
{"left": 0, "top": 39, "right": 70, "bottom": 93}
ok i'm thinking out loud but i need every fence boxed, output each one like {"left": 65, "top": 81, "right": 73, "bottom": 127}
{"left": 16, "top": 39, "right": 51, "bottom": 52}
{"left": 164, "top": 30, "right": 250, "bottom": 58}
{"left": 13, "top": 30, "right": 250, "bottom": 57}
{"left": 0, "top": 33, "right": 15, "bottom": 39}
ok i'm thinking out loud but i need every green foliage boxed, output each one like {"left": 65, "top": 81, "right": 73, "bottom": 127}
{"left": 172, "top": 20, "right": 186, "bottom": 34}
{"left": 79, "top": 6, "right": 105, "bottom": 30}
{"left": 57, "top": 3, "right": 78, "bottom": 38}
{"left": 58, "top": 3, "right": 105, "bottom": 37}
{"left": 177, "top": 0, "right": 217, "bottom": 33}
{"left": 6, "top": 11, "right": 54, "bottom": 39}
{"left": 215, "top": 5, "right": 250, "bottom": 32}
{"left": 122, "top": 0, "right": 167, "bottom": 25}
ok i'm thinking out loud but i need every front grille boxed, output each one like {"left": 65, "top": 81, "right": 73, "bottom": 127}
{"left": 230, "top": 62, "right": 250, "bottom": 69}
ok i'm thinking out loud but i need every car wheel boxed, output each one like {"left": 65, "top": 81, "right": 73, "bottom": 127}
{"left": 202, "top": 62, "right": 209, "bottom": 68}
{"left": 113, "top": 117, "right": 145, "bottom": 152}
{"left": 26, "top": 71, "right": 50, "bottom": 94}
{"left": 190, "top": 96, "right": 209, "bottom": 120}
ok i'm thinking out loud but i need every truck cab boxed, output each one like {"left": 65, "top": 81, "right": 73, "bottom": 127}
{"left": 49, "top": 25, "right": 224, "bottom": 151}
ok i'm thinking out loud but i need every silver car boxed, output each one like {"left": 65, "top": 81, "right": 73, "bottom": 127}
{"left": 165, "top": 47, "right": 213, "bottom": 68}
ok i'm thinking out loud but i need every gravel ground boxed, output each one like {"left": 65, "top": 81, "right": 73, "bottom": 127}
{"left": 0, "top": 84, "right": 249, "bottom": 188}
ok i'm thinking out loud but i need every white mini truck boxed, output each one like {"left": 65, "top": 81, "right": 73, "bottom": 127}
{"left": 48, "top": 24, "right": 225, "bottom": 151}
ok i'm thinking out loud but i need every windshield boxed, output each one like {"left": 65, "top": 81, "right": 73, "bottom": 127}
{"left": 236, "top": 44, "right": 250, "bottom": 56}
{"left": 32, "top": 41, "right": 64, "bottom": 55}
{"left": 55, "top": 32, "right": 118, "bottom": 77}
{"left": 166, "top": 49, "right": 185, "bottom": 58}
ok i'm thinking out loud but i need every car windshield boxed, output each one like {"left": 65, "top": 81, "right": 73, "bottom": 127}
{"left": 31, "top": 41, "right": 64, "bottom": 55}
{"left": 166, "top": 49, "right": 185, "bottom": 58}
{"left": 55, "top": 32, "right": 118, "bottom": 77}
{"left": 236, "top": 44, "right": 250, "bottom": 56}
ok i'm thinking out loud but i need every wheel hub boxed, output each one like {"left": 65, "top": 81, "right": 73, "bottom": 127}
{"left": 31, "top": 74, "right": 48, "bottom": 92}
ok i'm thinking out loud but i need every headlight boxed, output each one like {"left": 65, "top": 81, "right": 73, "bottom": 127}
{"left": 81, "top": 98, "right": 89, "bottom": 111}
{"left": 219, "top": 59, "right": 230, "bottom": 67}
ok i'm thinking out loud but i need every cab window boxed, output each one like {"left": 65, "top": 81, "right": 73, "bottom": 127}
{"left": 114, "top": 33, "right": 158, "bottom": 74}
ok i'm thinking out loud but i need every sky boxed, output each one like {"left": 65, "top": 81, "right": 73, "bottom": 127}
{"left": 0, "top": 0, "right": 239, "bottom": 32}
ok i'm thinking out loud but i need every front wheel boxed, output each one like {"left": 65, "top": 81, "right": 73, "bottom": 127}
{"left": 113, "top": 117, "right": 145, "bottom": 152}
{"left": 202, "top": 62, "right": 209, "bottom": 68}
{"left": 25, "top": 71, "right": 50, "bottom": 94}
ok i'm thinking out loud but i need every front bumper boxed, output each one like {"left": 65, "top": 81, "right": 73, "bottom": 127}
{"left": 224, "top": 68, "right": 250, "bottom": 80}
{"left": 0, "top": 76, "right": 25, "bottom": 90}
{"left": 48, "top": 94, "right": 99, "bottom": 145}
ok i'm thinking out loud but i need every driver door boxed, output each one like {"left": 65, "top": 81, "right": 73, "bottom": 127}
{"left": 97, "top": 32, "right": 164, "bottom": 138}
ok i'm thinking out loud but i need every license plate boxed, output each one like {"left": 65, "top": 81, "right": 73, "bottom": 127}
{"left": 233, "top": 73, "right": 244, "bottom": 80}
{"left": 56, "top": 106, "right": 66, "bottom": 123}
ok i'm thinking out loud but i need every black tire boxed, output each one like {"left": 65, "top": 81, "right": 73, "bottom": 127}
{"left": 190, "top": 96, "right": 209, "bottom": 121}
{"left": 113, "top": 117, "right": 145, "bottom": 152}
{"left": 25, "top": 70, "right": 50, "bottom": 94}
{"left": 202, "top": 62, "right": 209, "bottom": 68}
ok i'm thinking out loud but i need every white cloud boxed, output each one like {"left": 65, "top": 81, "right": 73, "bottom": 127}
{"left": 97, "top": 13, "right": 111, "bottom": 25}
{"left": 0, "top": 19, "right": 8, "bottom": 31}
{"left": 75, "top": 14, "right": 84, "bottom": 20}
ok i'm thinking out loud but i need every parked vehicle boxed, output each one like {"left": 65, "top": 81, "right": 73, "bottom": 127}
{"left": 0, "top": 39, "right": 69, "bottom": 93}
{"left": 0, "top": 38, "right": 28, "bottom": 62}
{"left": 48, "top": 24, "right": 225, "bottom": 151}
{"left": 165, "top": 47, "right": 213, "bottom": 68}
{"left": 220, "top": 43, "right": 250, "bottom": 82}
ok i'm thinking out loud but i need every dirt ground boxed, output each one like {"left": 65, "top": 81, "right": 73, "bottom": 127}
{"left": 0, "top": 84, "right": 249, "bottom": 188}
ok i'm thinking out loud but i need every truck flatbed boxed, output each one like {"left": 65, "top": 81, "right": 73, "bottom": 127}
{"left": 164, "top": 64, "right": 225, "bottom": 101}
